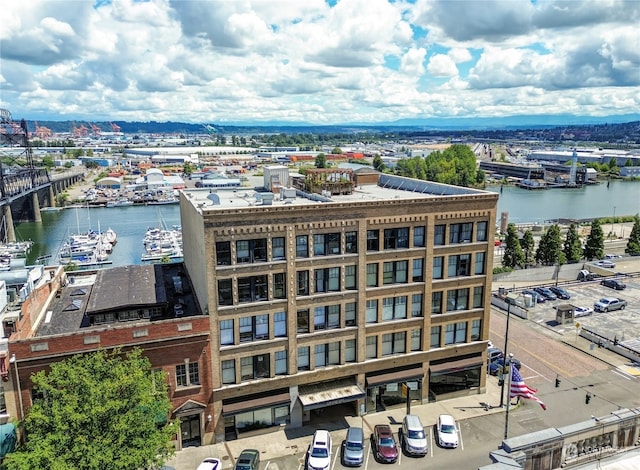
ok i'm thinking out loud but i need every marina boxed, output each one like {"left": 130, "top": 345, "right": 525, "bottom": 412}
{"left": 141, "top": 225, "right": 183, "bottom": 262}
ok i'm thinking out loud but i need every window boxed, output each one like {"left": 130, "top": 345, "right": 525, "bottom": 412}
{"left": 383, "top": 260, "right": 408, "bottom": 285}
{"left": 297, "top": 271, "right": 309, "bottom": 296}
{"left": 431, "top": 291, "right": 442, "bottom": 315}
{"left": 218, "top": 279, "right": 233, "bottom": 306}
{"left": 296, "top": 235, "right": 308, "bottom": 258}
{"left": 241, "top": 353, "right": 270, "bottom": 380}
{"left": 345, "top": 265, "right": 357, "bottom": 290}
{"left": 216, "top": 241, "right": 231, "bottom": 265}
{"left": 220, "top": 319, "right": 234, "bottom": 345}
{"left": 345, "top": 339, "right": 356, "bottom": 362}
{"left": 448, "top": 254, "right": 471, "bottom": 277}
{"left": 475, "top": 252, "right": 485, "bottom": 275}
{"left": 366, "top": 299, "right": 378, "bottom": 323}
{"left": 237, "top": 275, "right": 268, "bottom": 303}
{"left": 315, "top": 342, "right": 340, "bottom": 367}
{"left": 297, "top": 309, "right": 309, "bottom": 334}
{"left": 274, "top": 311, "right": 286, "bottom": 337}
{"left": 412, "top": 258, "right": 424, "bottom": 282}
{"left": 382, "top": 332, "right": 406, "bottom": 356}
{"left": 411, "top": 294, "right": 423, "bottom": 317}
{"left": 236, "top": 239, "right": 267, "bottom": 263}
{"left": 366, "top": 336, "right": 377, "bottom": 359}
{"left": 430, "top": 326, "right": 441, "bottom": 348}
{"left": 275, "top": 350, "right": 287, "bottom": 375}
{"left": 449, "top": 223, "right": 473, "bottom": 244}
{"left": 345, "top": 231, "right": 358, "bottom": 253}
{"left": 222, "top": 360, "right": 235, "bottom": 384}
{"left": 314, "top": 305, "right": 340, "bottom": 331}
{"left": 314, "top": 233, "right": 341, "bottom": 256}
{"left": 473, "top": 286, "right": 484, "bottom": 308}
{"left": 432, "top": 256, "right": 444, "bottom": 279}
{"left": 445, "top": 322, "right": 467, "bottom": 345}
{"left": 477, "top": 221, "right": 488, "bottom": 242}
{"left": 298, "top": 347, "right": 310, "bottom": 371}
{"left": 315, "top": 267, "right": 340, "bottom": 292}
{"left": 272, "top": 237, "right": 286, "bottom": 260}
{"left": 413, "top": 226, "right": 425, "bottom": 247}
{"left": 411, "top": 328, "right": 421, "bottom": 351}
{"left": 434, "top": 224, "right": 446, "bottom": 245}
{"left": 382, "top": 296, "right": 407, "bottom": 321}
{"left": 471, "top": 319, "right": 481, "bottom": 341}
{"left": 273, "top": 273, "right": 286, "bottom": 299}
{"left": 366, "top": 230, "right": 379, "bottom": 251}
{"left": 366, "top": 263, "right": 378, "bottom": 287}
{"left": 384, "top": 227, "right": 409, "bottom": 249}
{"left": 239, "top": 314, "right": 269, "bottom": 342}
{"left": 446, "top": 288, "right": 469, "bottom": 312}
{"left": 345, "top": 302, "right": 357, "bottom": 326}
{"left": 176, "top": 361, "right": 200, "bottom": 387}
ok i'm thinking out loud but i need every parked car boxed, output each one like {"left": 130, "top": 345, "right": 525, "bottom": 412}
{"left": 371, "top": 424, "right": 398, "bottom": 463}
{"left": 487, "top": 347, "right": 503, "bottom": 372}
{"left": 533, "top": 287, "right": 557, "bottom": 301}
{"left": 605, "top": 254, "right": 622, "bottom": 259}
{"left": 488, "top": 357, "right": 522, "bottom": 376}
{"left": 342, "top": 426, "right": 365, "bottom": 467}
{"left": 234, "top": 449, "right": 260, "bottom": 470}
{"left": 578, "top": 269, "right": 600, "bottom": 281}
{"left": 197, "top": 458, "right": 222, "bottom": 470}
{"left": 549, "top": 286, "right": 571, "bottom": 300}
{"left": 436, "top": 414, "right": 459, "bottom": 448}
{"left": 523, "top": 289, "right": 545, "bottom": 303}
{"left": 307, "top": 430, "right": 332, "bottom": 470}
{"left": 574, "top": 306, "right": 594, "bottom": 317}
{"left": 401, "top": 414, "right": 428, "bottom": 456}
{"left": 601, "top": 278, "right": 626, "bottom": 290}
{"left": 595, "top": 260, "right": 616, "bottom": 268}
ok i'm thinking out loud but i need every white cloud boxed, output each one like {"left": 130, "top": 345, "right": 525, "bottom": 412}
{"left": 427, "top": 54, "right": 458, "bottom": 77}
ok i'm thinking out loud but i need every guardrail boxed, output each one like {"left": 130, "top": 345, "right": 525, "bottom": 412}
{"left": 580, "top": 327, "right": 640, "bottom": 364}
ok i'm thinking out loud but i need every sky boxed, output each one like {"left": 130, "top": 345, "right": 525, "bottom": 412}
{"left": 1, "top": 0, "right": 639, "bottom": 125}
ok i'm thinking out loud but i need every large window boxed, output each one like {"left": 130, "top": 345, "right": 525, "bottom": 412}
{"left": 383, "top": 260, "right": 408, "bottom": 285}
{"left": 275, "top": 350, "right": 287, "bottom": 375}
{"left": 314, "top": 233, "right": 341, "bottom": 256}
{"left": 413, "top": 226, "right": 425, "bottom": 247}
{"left": 297, "top": 270, "right": 309, "bottom": 296}
{"left": 345, "top": 265, "right": 357, "bottom": 290}
{"left": 345, "top": 231, "right": 358, "bottom": 253}
{"left": 411, "top": 328, "right": 422, "bottom": 351}
{"left": 384, "top": 227, "right": 409, "bottom": 249}
{"left": 345, "top": 339, "right": 356, "bottom": 362}
{"left": 382, "top": 332, "right": 406, "bottom": 356}
{"left": 176, "top": 361, "right": 200, "bottom": 387}
{"left": 297, "top": 309, "right": 309, "bottom": 334}
{"left": 315, "top": 342, "right": 340, "bottom": 367}
{"left": 446, "top": 288, "right": 469, "bottom": 312}
{"left": 366, "top": 336, "right": 377, "bottom": 359}
{"left": 411, "top": 294, "right": 423, "bottom": 317}
{"left": 471, "top": 319, "right": 481, "bottom": 341}
{"left": 448, "top": 254, "right": 471, "bottom": 277}
{"left": 220, "top": 319, "right": 234, "bottom": 345}
{"left": 412, "top": 258, "right": 424, "bottom": 282}
{"left": 475, "top": 252, "right": 486, "bottom": 275}
{"left": 315, "top": 267, "right": 340, "bottom": 292}
{"left": 239, "top": 314, "right": 269, "bottom": 342}
{"left": 216, "top": 241, "right": 231, "bottom": 265}
{"left": 236, "top": 239, "right": 267, "bottom": 263}
{"left": 434, "top": 225, "right": 446, "bottom": 246}
{"left": 477, "top": 221, "right": 488, "bottom": 242}
{"left": 449, "top": 223, "right": 473, "bottom": 244}
{"left": 366, "top": 263, "right": 378, "bottom": 287}
{"left": 314, "top": 305, "right": 340, "bottom": 331}
{"left": 432, "top": 256, "right": 444, "bottom": 279}
{"left": 431, "top": 291, "right": 442, "bottom": 315}
{"left": 274, "top": 311, "right": 287, "bottom": 337}
{"left": 298, "top": 347, "right": 310, "bottom": 371}
{"left": 382, "top": 296, "right": 407, "bottom": 321}
{"left": 273, "top": 273, "right": 286, "bottom": 299}
{"left": 238, "top": 275, "right": 268, "bottom": 303}
{"left": 221, "top": 360, "right": 235, "bottom": 384}
{"left": 296, "top": 235, "right": 309, "bottom": 258}
{"left": 272, "top": 237, "right": 286, "bottom": 260}
{"left": 345, "top": 302, "right": 357, "bottom": 326}
{"left": 241, "top": 354, "right": 270, "bottom": 380}
{"left": 445, "top": 322, "right": 467, "bottom": 345}
{"left": 218, "top": 279, "right": 233, "bottom": 306}
{"left": 366, "top": 230, "right": 379, "bottom": 251}
{"left": 473, "top": 286, "right": 484, "bottom": 308}
{"left": 430, "top": 326, "right": 441, "bottom": 348}
{"left": 366, "top": 299, "right": 378, "bottom": 323}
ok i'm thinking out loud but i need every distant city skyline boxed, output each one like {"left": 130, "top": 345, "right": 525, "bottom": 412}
{"left": 1, "top": 0, "right": 639, "bottom": 125}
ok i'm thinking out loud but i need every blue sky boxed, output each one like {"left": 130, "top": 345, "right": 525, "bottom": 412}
{"left": 1, "top": 0, "right": 639, "bottom": 124}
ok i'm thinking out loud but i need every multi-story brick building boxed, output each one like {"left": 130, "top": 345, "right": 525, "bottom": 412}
{"left": 180, "top": 170, "right": 498, "bottom": 442}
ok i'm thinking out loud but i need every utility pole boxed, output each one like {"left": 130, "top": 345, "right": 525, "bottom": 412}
{"left": 503, "top": 353, "right": 514, "bottom": 440}
{"left": 499, "top": 303, "right": 511, "bottom": 407}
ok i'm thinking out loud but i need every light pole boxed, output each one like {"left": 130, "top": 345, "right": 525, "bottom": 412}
{"left": 503, "top": 353, "right": 514, "bottom": 440}
{"left": 9, "top": 354, "right": 24, "bottom": 422}
{"left": 611, "top": 206, "right": 616, "bottom": 239}
{"left": 591, "top": 416, "right": 605, "bottom": 469}
{"left": 499, "top": 303, "right": 511, "bottom": 407}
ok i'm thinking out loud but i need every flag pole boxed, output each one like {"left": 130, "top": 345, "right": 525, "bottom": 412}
{"left": 500, "top": 302, "right": 511, "bottom": 407}
{"left": 503, "top": 353, "right": 513, "bottom": 440}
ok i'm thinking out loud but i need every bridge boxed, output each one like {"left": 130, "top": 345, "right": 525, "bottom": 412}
{"left": 0, "top": 109, "right": 83, "bottom": 242}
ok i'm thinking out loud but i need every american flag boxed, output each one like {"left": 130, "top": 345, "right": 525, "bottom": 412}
{"left": 510, "top": 365, "right": 547, "bottom": 410}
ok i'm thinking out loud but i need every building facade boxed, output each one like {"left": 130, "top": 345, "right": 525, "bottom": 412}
{"left": 180, "top": 172, "right": 499, "bottom": 442}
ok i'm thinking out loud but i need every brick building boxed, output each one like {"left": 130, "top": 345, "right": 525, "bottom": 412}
{"left": 179, "top": 172, "right": 498, "bottom": 442}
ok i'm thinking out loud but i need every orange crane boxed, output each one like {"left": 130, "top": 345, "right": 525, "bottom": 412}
{"left": 110, "top": 122, "right": 121, "bottom": 133}
{"left": 34, "top": 121, "right": 53, "bottom": 139}
{"left": 89, "top": 122, "right": 101, "bottom": 136}
{"left": 72, "top": 122, "right": 89, "bottom": 138}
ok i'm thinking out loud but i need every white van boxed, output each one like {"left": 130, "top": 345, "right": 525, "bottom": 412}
{"left": 401, "top": 414, "right": 427, "bottom": 456}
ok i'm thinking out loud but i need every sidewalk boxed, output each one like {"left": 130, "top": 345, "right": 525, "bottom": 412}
{"left": 167, "top": 380, "right": 504, "bottom": 469}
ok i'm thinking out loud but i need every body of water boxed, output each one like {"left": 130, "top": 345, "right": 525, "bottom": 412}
{"left": 12, "top": 180, "right": 640, "bottom": 266}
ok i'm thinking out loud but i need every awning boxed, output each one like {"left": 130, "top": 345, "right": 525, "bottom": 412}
{"left": 430, "top": 357, "right": 483, "bottom": 377}
{"left": 366, "top": 366, "right": 424, "bottom": 387}
{"left": 222, "top": 392, "right": 290, "bottom": 416}
{"left": 298, "top": 380, "right": 365, "bottom": 411}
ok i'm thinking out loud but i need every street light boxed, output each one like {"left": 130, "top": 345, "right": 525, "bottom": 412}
{"left": 503, "top": 353, "right": 514, "bottom": 440}
{"left": 499, "top": 303, "right": 512, "bottom": 408}
{"left": 8, "top": 354, "right": 24, "bottom": 422}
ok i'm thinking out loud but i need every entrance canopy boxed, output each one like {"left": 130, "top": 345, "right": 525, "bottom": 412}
{"left": 298, "top": 379, "right": 365, "bottom": 411}
{"left": 222, "top": 391, "right": 290, "bottom": 416}
{"left": 430, "top": 356, "right": 483, "bottom": 377}
{"left": 366, "top": 366, "right": 424, "bottom": 387}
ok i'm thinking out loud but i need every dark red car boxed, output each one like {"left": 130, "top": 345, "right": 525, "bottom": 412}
{"left": 371, "top": 424, "right": 398, "bottom": 463}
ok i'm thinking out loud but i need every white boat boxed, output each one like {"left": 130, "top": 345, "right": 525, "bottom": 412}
{"left": 106, "top": 198, "right": 134, "bottom": 208}
{"left": 141, "top": 226, "right": 182, "bottom": 262}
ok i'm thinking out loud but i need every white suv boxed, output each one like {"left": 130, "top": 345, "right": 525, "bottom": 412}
{"left": 307, "top": 429, "right": 332, "bottom": 470}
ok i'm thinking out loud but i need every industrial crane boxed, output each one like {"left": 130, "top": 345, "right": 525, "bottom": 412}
{"left": 89, "top": 123, "right": 102, "bottom": 136}
{"left": 110, "top": 122, "right": 121, "bottom": 133}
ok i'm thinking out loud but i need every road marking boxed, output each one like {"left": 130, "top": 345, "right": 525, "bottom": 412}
{"left": 458, "top": 422, "right": 464, "bottom": 451}
{"left": 612, "top": 369, "right": 633, "bottom": 380}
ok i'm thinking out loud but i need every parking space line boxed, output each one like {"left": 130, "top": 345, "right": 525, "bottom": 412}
{"left": 429, "top": 427, "right": 434, "bottom": 457}
{"left": 612, "top": 369, "right": 633, "bottom": 380}
{"left": 458, "top": 423, "right": 464, "bottom": 451}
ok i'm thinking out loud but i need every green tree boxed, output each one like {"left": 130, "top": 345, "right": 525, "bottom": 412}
{"left": 331, "top": 147, "right": 343, "bottom": 154}
{"left": 4, "top": 349, "right": 175, "bottom": 470}
{"left": 502, "top": 224, "right": 525, "bottom": 268}
{"left": 563, "top": 223, "right": 583, "bottom": 263}
{"left": 520, "top": 229, "right": 535, "bottom": 267}
{"left": 583, "top": 219, "right": 605, "bottom": 260}
{"left": 315, "top": 153, "right": 328, "bottom": 168}
{"left": 41, "top": 156, "right": 55, "bottom": 169}
{"left": 535, "top": 224, "right": 564, "bottom": 266}
{"left": 625, "top": 214, "right": 640, "bottom": 256}
{"left": 373, "top": 155, "right": 385, "bottom": 172}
